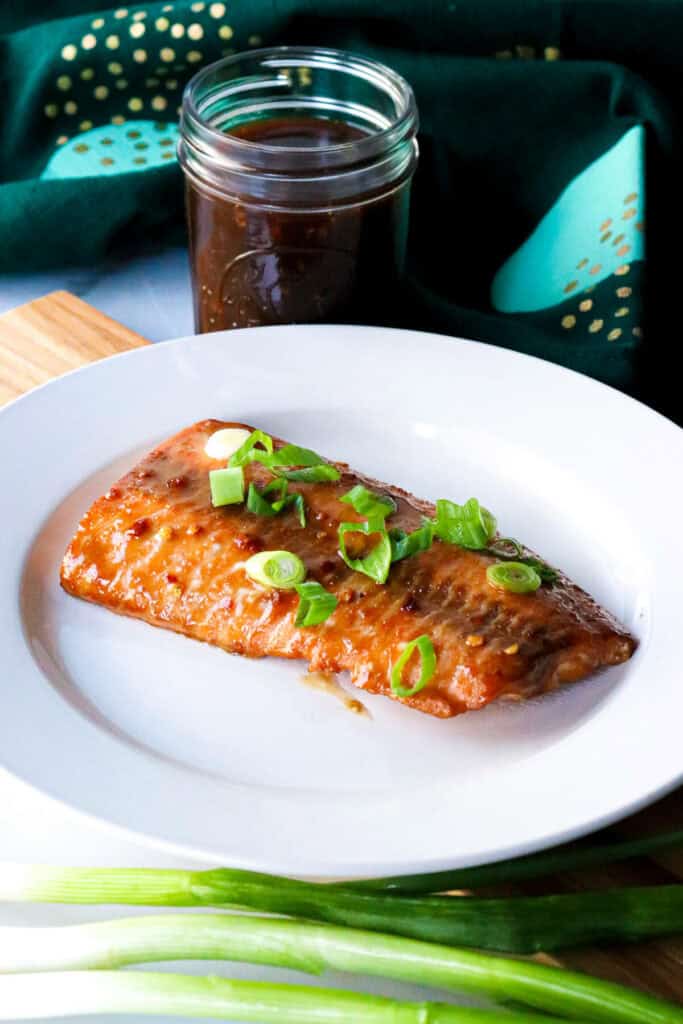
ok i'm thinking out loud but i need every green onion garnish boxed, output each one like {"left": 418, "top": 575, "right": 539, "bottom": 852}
{"left": 276, "top": 464, "right": 340, "bottom": 483}
{"left": 209, "top": 466, "right": 244, "bottom": 507}
{"left": 340, "top": 484, "right": 397, "bottom": 520}
{"left": 338, "top": 519, "right": 392, "bottom": 584}
{"left": 247, "top": 479, "right": 288, "bottom": 517}
{"left": 391, "top": 634, "right": 437, "bottom": 698}
{"left": 486, "top": 539, "right": 558, "bottom": 585}
{"left": 434, "top": 497, "right": 497, "bottom": 550}
{"left": 518, "top": 557, "right": 558, "bottom": 584}
{"left": 227, "top": 429, "right": 274, "bottom": 468}
{"left": 247, "top": 481, "right": 306, "bottom": 527}
{"left": 389, "top": 520, "right": 434, "bottom": 563}
{"left": 245, "top": 550, "right": 306, "bottom": 589}
{"left": 294, "top": 581, "right": 338, "bottom": 627}
{"left": 266, "top": 443, "right": 329, "bottom": 468}
{"left": 487, "top": 562, "right": 541, "bottom": 593}
{"left": 488, "top": 537, "right": 523, "bottom": 559}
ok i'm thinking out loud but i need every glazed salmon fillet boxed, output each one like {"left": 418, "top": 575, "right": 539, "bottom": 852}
{"left": 60, "top": 419, "right": 636, "bottom": 718}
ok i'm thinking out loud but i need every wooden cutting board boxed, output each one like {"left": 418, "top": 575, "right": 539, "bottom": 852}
{"left": 0, "top": 290, "right": 681, "bottom": 1001}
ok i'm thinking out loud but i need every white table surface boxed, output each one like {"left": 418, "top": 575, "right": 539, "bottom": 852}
{"left": 0, "top": 249, "right": 487, "bottom": 1021}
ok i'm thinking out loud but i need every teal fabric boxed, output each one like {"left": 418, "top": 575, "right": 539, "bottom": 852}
{"left": 0, "top": 2, "right": 680, "bottom": 419}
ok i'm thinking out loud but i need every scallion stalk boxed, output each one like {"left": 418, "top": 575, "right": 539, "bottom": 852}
{"left": 0, "top": 866, "right": 681, "bottom": 955}
{"left": 0, "top": 972, "right": 573, "bottom": 1024}
{"left": 347, "top": 829, "right": 683, "bottom": 894}
{"left": 0, "top": 914, "right": 678, "bottom": 1024}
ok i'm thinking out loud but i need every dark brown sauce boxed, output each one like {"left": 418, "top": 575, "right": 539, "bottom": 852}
{"left": 185, "top": 115, "right": 411, "bottom": 332}
{"left": 231, "top": 116, "right": 369, "bottom": 148}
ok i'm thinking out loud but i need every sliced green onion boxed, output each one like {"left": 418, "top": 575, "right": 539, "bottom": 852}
{"left": 519, "top": 557, "right": 558, "bottom": 584}
{"left": 294, "top": 581, "right": 338, "bottom": 627}
{"left": 265, "top": 443, "right": 330, "bottom": 468}
{"left": 434, "top": 498, "right": 497, "bottom": 550}
{"left": 391, "top": 635, "right": 437, "bottom": 698}
{"left": 487, "top": 537, "right": 523, "bottom": 559}
{"left": 245, "top": 550, "right": 306, "bottom": 590}
{"left": 389, "top": 520, "right": 434, "bottom": 563}
{"left": 276, "top": 464, "right": 340, "bottom": 483}
{"left": 487, "top": 562, "right": 541, "bottom": 594}
{"left": 209, "top": 466, "right": 244, "bottom": 507}
{"left": 288, "top": 492, "right": 307, "bottom": 528}
{"left": 338, "top": 519, "right": 392, "bottom": 584}
{"left": 247, "top": 481, "right": 306, "bottom": 527}
{"left": 485, "top": 540, "right": 558, "bottom": 586}
{"left": 1, "top": 914, "right": 679, "bottom": 1024}
{"left": 228, "top": 429, "right": 274, "bottom": 468}
{"left": 340, "top": 484, "right": 397, "bottom": 520}
{"left": 247, "top": 480, "right": 287, "bottom": 517}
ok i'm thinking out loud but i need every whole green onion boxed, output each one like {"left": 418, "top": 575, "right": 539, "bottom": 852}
{"left": 0, "top": 973, "right": 577, "bottom": 1024}
{"left": 348, "top": 829, "right": 683, "bottom": 895}
{"left": 0, "top": 914, "right": 677, "bottom": 1024}
{"left": 1, "top": 866, "right": 681, "bottom": 955}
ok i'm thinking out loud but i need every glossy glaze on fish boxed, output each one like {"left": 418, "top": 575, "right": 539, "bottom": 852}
{"left": 60, "top": 420, "right": 636, "bottom": 718}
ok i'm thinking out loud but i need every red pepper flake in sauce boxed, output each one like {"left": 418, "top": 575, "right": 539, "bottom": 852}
{"left": 233, "top": 533, "right": 263, "bottom": 554}
{"left": 127, "top": 517, "right": 151, "bottom": 538}
{"left": 166, "top": 475, "right": 188, "bottom": 490}
{"left": 105, "top": 486, "right": 122, "bottom": 500}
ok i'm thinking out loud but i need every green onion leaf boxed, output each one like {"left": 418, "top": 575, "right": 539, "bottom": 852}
{"left": 266, "top": 443, "right": 329, "bottom": 468}
{"left": 288, "top": 492, "right": 307, "bottom": 528}
{"left": 485, "top": 539, "right": 558, "bottom": 585}
{"left": 391, "top": 635, "right": 437, "bottom": 698}
{"left": 247, "top": 481, "right": 284, "bottom": 517}
{"left": 294, "top": 581, "right": 338, "bottom": 627}
{"left": 487, "top": 562, "right": 541, "bottom": 594}
{"left": 276, "top": 464, "right": 341, "bottom": 483}
{"left": 389, "top": 520, "right": 434, "bottom": 563}
{"left": 247, "top": 481, "right": 307, "bottom": 527}
{"left": 434, "top": 497, "right": 497, "bottom": 550}
{"left": 340, "top": 485, "right": 397, "bottom": 520}
{"left": 245, "top": 550, "right": 306, "bottom": 589}
{"left": 227, "top": 429, "right": 274, "bottom": 468}
{"left": 338, "top": 519, "right": 392, "bottom": 584}
{"left": 519, "top": 557, "right": 559, "bottom": 584}
{"left": 487, "top": 537, "right": 524, "bottom": 559}
{"left": 209, "top": 466, "right": 244, "bottom": 507}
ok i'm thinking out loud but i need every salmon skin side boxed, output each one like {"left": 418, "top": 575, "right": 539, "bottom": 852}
{"left": 60, "top": 419, "right": 636, "bottom": 719}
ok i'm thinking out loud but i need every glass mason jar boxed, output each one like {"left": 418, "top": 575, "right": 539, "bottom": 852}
{"left": 178, "top": 46, "right": 419, "bottom": 332}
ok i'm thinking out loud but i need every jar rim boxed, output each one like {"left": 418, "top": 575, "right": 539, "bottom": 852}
{"left": 180, "top": 45, "right": 418, "bottom": 174}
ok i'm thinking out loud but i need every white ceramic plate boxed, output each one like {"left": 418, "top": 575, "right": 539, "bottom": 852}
{"left": 2, "top": 324, "right": 681, "bottom": 878}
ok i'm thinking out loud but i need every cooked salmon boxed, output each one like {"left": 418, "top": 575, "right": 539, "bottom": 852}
{"left": 60, "top": 420, "right": 636, "bottom": 718}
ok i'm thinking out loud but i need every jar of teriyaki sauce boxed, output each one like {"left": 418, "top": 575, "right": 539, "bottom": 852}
{"left": 178, "top": 47, "right": 419, "bottom": 332}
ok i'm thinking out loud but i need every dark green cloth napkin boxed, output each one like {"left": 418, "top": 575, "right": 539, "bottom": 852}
{"left": 1, "top": 2, "right": 679, "bottom": 416}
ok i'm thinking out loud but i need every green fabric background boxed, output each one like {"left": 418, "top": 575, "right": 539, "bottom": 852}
{"left": 0, "top": 2, "right": 680, "bottom": 419}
